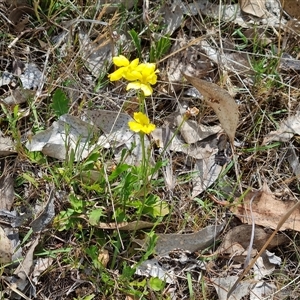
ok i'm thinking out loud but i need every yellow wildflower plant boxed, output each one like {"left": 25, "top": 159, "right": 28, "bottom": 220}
{"left": 108, "top": 56, "right": 159, "bottom": 96}
{"left": 126, "top": 63, "right": 159, "bottom": 96}
{"left": 108, "top": 55, "right": 140, "bottom": 81}
{"left": 128, "top": 112, "right": 156, "bottom": 134}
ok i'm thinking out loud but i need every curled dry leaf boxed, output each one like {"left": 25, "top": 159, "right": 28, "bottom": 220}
{"left": 217, "top": 224, "right": 288, "bottom": 263}
{"left": 183, "top": 74, "right": 239, "bottom": 144}
{"left": 98, "top": 249, "right": 109, "bottom": 268}
{"left": 0, "top": 226, "right": 13, "bottom": 264}
{"left": 0, "top": 174, "right": 15, "bottom": 210}
{"left": 231, "top": 183, "right": 300, "bottom": 231}
{"left": 240, "top": 0, "right": 267, "bottom": 18}
{"left": 263, "top": 111, "right": 300, "bottom": 144}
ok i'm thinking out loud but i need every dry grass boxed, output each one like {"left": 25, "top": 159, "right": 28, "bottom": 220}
{"left": 0, "top": 0, "right": 300, "bottom": 299}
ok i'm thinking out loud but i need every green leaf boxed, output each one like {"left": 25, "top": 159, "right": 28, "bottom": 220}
{"left": 51, "top": 88, "right": 69, "bottom": 117}
{"left": 88, "top": 208, "right": 105, "bottom": 226}
{"left": 81, "top": 294, "right": 95, "bottom": 300}
{"left": 150, "top": 36, "right": 171, "bottom": 62}
{"left": 128, "top": 29, "right": 142, "bottom": 59}
{"left": 149, "top": 277, "right": 164, "bottom": 291}
{"left": 69, "top": 194, "right": 84, "bottom": 212}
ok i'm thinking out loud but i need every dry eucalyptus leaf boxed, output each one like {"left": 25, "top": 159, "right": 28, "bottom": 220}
{"left": 135, "top": 258, "right": 175, "bottom": 284}
{"left": 212, "top": 276, "right": 251, "bottom": 300}
{"left": 0, "top": 136, "right": 16, "bottom": 156}
{"left": 0, "top": 226, "right": 13, "bottom": 264}
{"left": 213, "top": 276, "right": 277, "bottom": 300}
{"left": 250, "top": 282, "right": 277, "bottom": 300}
{"left": 166, "top": 111, "right": 221, "bottom": 144}
{"left": 30, "top": 191, "right": 55, "bottom": 232}
{"left": 217, "top": 224, "right": 288, "bottom": 263}
{"left": 13, "top": 235, "right": 39, "bottom": 292}
{"left": 286, "top": 147, "right": 300, "bottom": 177}
{"left": 240, "top": 0, "right": 267, "bottom": 18}
{"left": 0, "top": 175, "right": 15, "bottom": 210}
{"left": 183, "top": 74, "right": 239, "bottom": 144}
{"left": 26, "top": 114, "right": 96, "bottom": 161}
{"left": 253, "top": 250, "right": 281, "bottom": 280}
{"left": 192, "top": 155, "right": 222, "bottom": 198}
{"left": 280, "top": 0, "right": 300, "bottom": 19}
{"left": 263, "top": 111, "right": 300, "bottom": 144}
{"left": 32, "top": 257, "right": 53, "bottom": 285}
{"left": 2, "top": 88, "right": 35, "bottom": 106}
{"left": 153, "top": 223, "right": 224, "bottom": 256}
{"left": 231, "top": 184, "right": 300, "bottom": 231}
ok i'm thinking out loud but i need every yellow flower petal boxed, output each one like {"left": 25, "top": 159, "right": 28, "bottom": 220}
{"left": 108, "top": 67, "right": 125, "bottom": 81}
{"left": 140, "top": 83, "right": 153, "bottom": 96}
{"left": 142, "top": 123, "right": 156, "bottom": 134}
{"left": 146, "top": 73, "right": 157, "bottom": 85}
{"left": 123, "top": 70, "right": 142, "bottom": 81}
{"left": 112, "top": 55, "right": 129, "bottom": 67}
{"left": 133, "top": 112, "right": 150, "bottom": 125}
{"left": 128, "top": 112, "right": 156, "bottom": 134}
{"left": 128, "top": 120, "right": 143, "bottom": 132}
{"left": 126, "top": 81, "right": 142, "bottom": 91}
{"left": 130, "top": 58, "right": 140, "bottom": 68}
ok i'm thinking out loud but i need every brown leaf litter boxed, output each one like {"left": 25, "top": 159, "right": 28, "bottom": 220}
{"left": 232, "top": 183, "right": 300, "bottom": 232}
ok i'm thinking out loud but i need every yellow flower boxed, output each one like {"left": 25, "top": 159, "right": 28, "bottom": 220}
{"left": 128, "top": 112, "right": 156, "bottom": 134}
{"left": 109, "top": 56, "right": 159, "bottom": 96}
{"left": 126, "top": 63, "right": 159, "bottom": 96}
{"left": 108, "top": 55, "right": 139, "bottom": 81}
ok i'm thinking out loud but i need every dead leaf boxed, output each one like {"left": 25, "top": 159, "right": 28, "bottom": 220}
{"left": 13, "top": 235, "right": 40, "bottom": 292}
{"left": 192, "top": 150, "right": 222, "bottom": 198}
{"left": 263, "top": 111, "right": 300, "bottom": 144}
{"left": 183, "top": 74, "right": 239, "bottom": 144}
{"left": 280, "top": 0, "right": 300, "bottom": 19}
{"left": 2, "top": 88, "right": 35, "bottom": 106}
{"left": 218, "top": 224, "right": 288, "bottom": 262}
{"left": 212, "top": 276, "right": 251, "bottom": 300}
{"left": 286, "top": 146, "right": 300, "bottom": 177}
{"left": 231, "top": 183, "right": 300, "bottom": 231}
{"left": 26, "top": 114, "right": 96, "bottom": 161}
{"left": 153, "top": 223, "right": 224, "bottom": 256}
{"left": 30, "top": 190, "right": 55, "bottom": 232}
{"left": 250, "top": 281, "right": 277, "bottom": 300}
{"left": 19, "top": 63, "right": 43, "bottom": 89}
{"left": 240, "top": 0, "right": 267, "bottom": 18}
{"left": 253, "top": 250, "right": 281, "bottom": 280}
{"left": 98, "top": 249, "right": 109, "bottom": 268}
{"left": 212, "top": 276, "right": 276, "bottom": 300}
{"left": 8, "top": 5, "right": 34, "bottom": 32}
{"left": 0, "top": 174, "right": 15, "bottom": 210}
{"left": 0, "top": 132, "right": 16, "bottom": 156}
{"left": 135, "top": 258, "right": 175, "bottom": 284}
{"left": 32, "top": 257, "right": 53, "bottom": 284}
{"left": 0, "top": 226, "right": 13, "bottom": 264}
{"left": 166, "top": 111, "right": 221, "bottom": 144}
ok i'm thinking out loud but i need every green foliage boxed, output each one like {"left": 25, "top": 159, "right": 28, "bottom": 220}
{"left": 129, "top": 29, "right": 142, "bottom": 59}
{"left": 51, "top": 88, "right": 69, "bottom": 117}
{"left": 149, "top": 277, "right": 165, "bottom": 292}
{"left": 150, "top": 36, "right": 171, "bottom": 62}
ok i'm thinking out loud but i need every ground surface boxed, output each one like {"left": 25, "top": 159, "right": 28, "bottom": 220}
{"left": 0, "top": 0, "right": 300, "bottom": 299}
